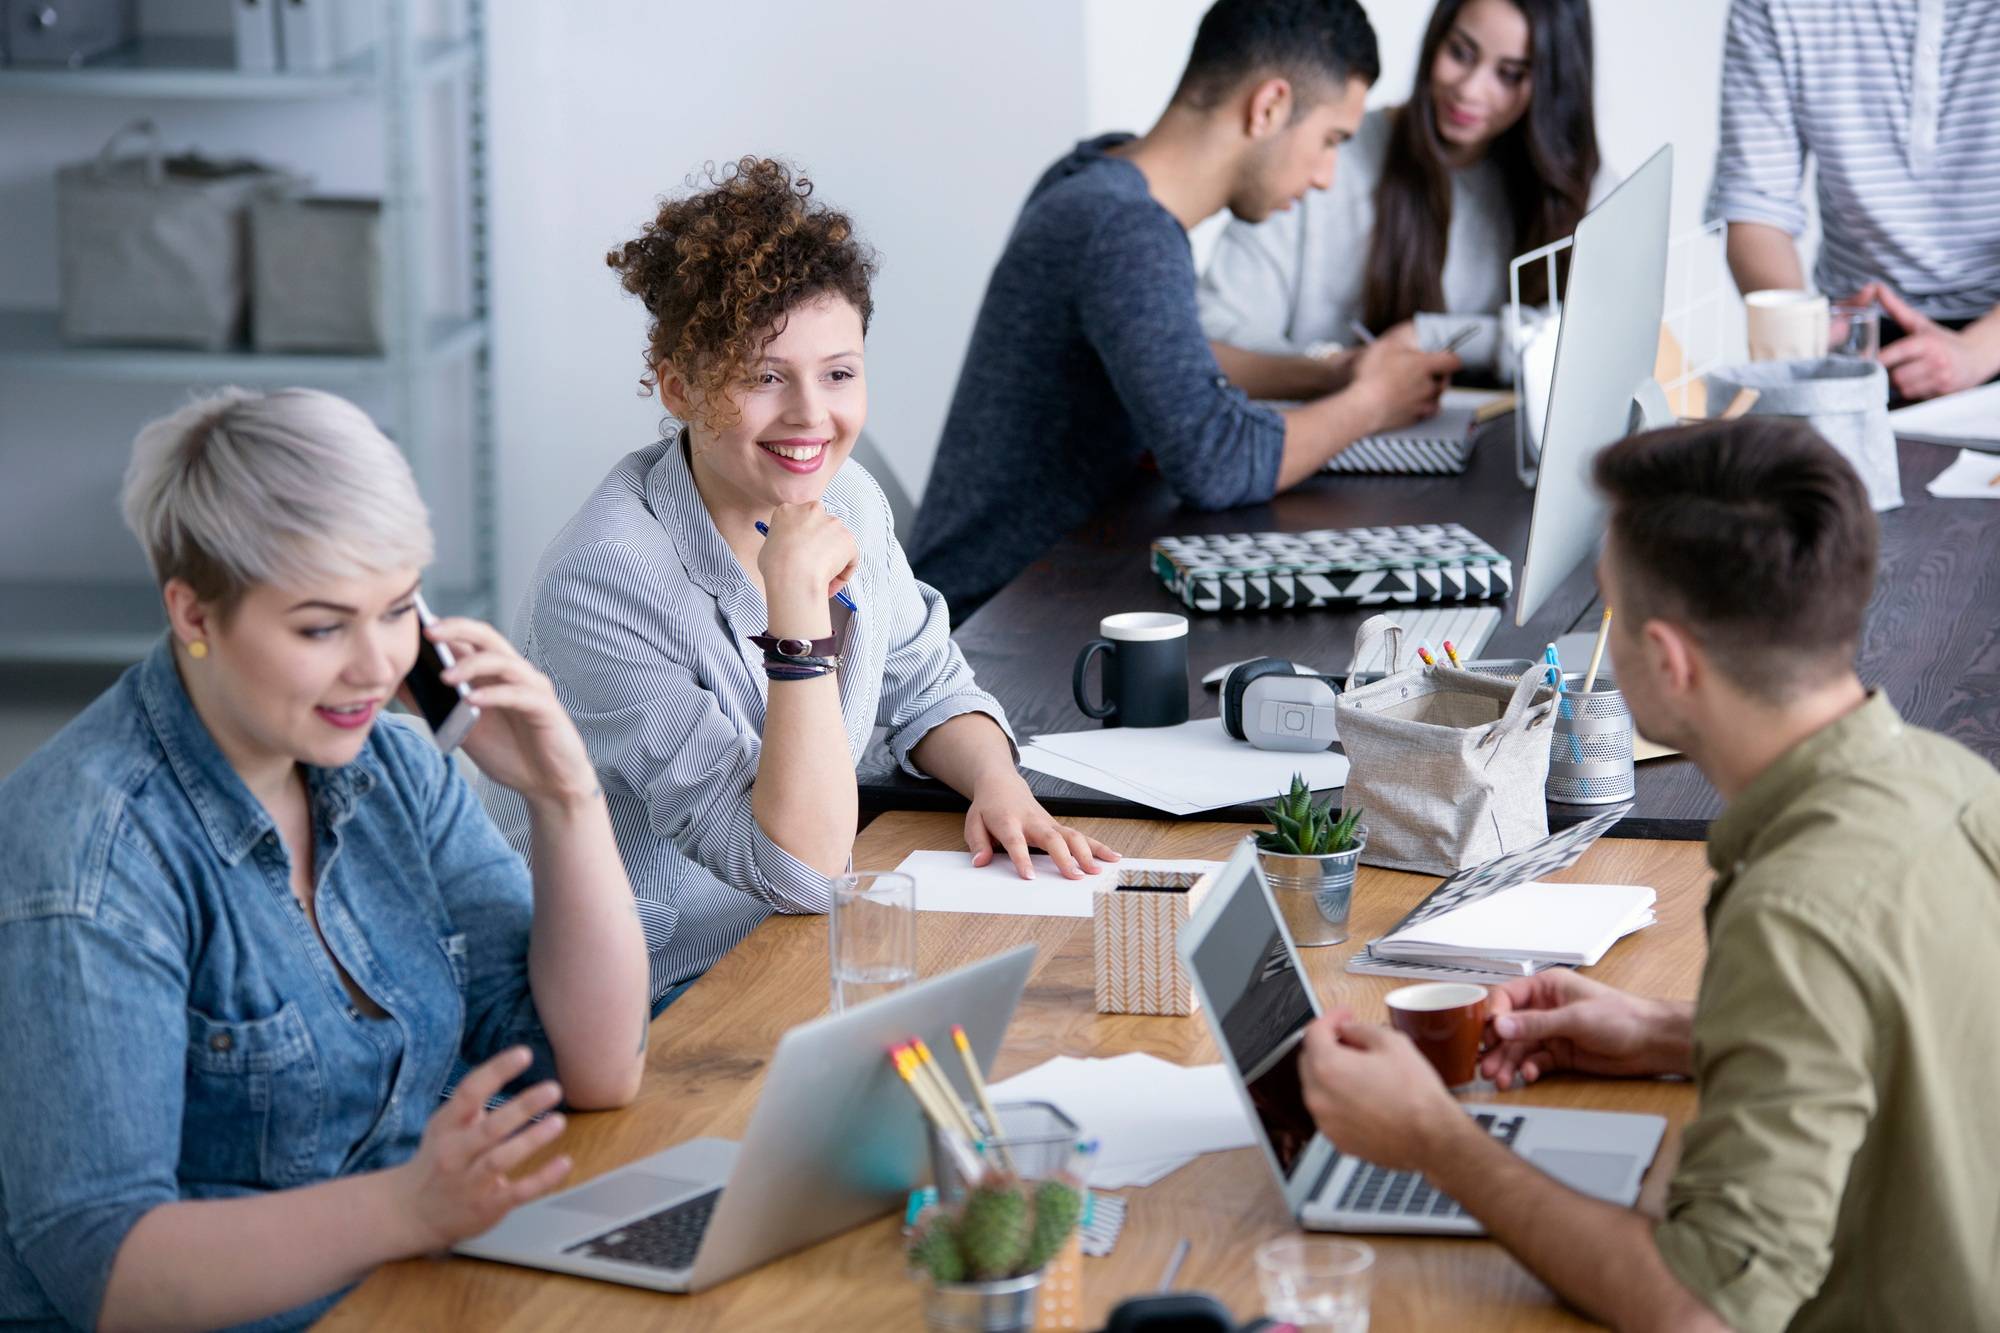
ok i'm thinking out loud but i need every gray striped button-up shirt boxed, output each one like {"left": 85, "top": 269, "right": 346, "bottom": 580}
{"left": 1708, "top": 0, "right": 2000, "bottom": 320}
{"left": 484, "top": 434, "right": 1010, "bottom": 999}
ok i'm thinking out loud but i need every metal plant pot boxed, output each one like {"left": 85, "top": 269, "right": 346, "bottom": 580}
{"left": 923, "top": 1269, "right": 1046, "bottom": 1331}
{"left": 1255, "top": 829, "right": 1367, "bottom": 947}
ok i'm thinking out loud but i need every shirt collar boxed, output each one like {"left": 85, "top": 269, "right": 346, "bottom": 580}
{"left": 643, "top": 424, "right": 861, "bottom": 600}
{"left": 1706, "top": 690, "right": 1904, "bottom": 879}
{"left": 137, "top": 635, "right": 378, "bottom": 866}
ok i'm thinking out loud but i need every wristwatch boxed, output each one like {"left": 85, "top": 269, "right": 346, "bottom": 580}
{"left": 750, "top": 632, "right": 839, "bottom": 658}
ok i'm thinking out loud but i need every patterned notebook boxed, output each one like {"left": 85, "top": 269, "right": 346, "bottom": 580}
{"left": 1151, "top": 523, "right": 1512, "bottom": 613}
{"left": 1322, "top": 435, "right": 1470, "bottom": 476}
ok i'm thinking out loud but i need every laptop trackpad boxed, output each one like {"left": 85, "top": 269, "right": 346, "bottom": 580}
{"left": 1526, "top": 1149, "right": 1634, "bottom": 1200}
{"left": 549, "top": 1172, "right": 705, "bottom": 1219}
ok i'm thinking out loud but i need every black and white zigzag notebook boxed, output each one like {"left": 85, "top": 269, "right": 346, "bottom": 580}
{"left": 1151, "top": 523, "right": 1512, "bottom": 613}
{"left": 1321, "top": 402, "right": 1476, "bottom": 476}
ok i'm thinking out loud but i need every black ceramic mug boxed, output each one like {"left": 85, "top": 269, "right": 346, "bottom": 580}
{"left": 1072, "top": 612, "right": 1190, "bottom": 728}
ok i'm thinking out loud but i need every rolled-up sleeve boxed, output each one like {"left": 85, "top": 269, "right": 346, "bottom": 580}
{"left": 1077, "top": 205, "right": 1286, "bottom": 511}
{"left": 0, "top": 854, "right": 187, "bottom": 1329}
{"left": 1196, "top": 209, "right": 1306, "bottom": 355}
{"left": 1653, "top": 894, "right": 1877, "bottom": 1333}
{"left": 871, "top": 507, "right": 1014, "bottom": 779}
{"left": 532, "top": 541, "right": 830, "bottom": 914}
{"left": 1707, "top": 0, "right": 1810, "bottom": 236}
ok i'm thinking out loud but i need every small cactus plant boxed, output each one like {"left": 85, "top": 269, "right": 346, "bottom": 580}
{"left": 908, "top": 1172, "right": 1085, "bottom": 1285}
{"left": 1255, "top": 773, "right": 1363, "bottom": 856}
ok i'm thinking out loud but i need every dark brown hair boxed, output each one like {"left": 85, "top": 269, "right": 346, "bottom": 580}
{"left": 606, "top": 157, "right": 876, "bottom": 429}
{"left": 1360, "top": 0, "right": 1598, "bottom": 332}
{"left": 1593, "top": 418, "right": 1878, "bottom": 701}
{"left": 1171, "top": 0, "right": 1379, "bottom": 114}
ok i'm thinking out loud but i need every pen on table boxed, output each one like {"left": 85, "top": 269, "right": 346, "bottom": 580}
{"left": 753, "top": 520, "right": 859, "bottom": 612}
{"left": 1158, "top": 1237, "right": 1191, "bottom": 1290}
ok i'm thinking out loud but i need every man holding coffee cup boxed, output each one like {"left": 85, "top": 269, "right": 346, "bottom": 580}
{"left": 1296, "top": 418, "right": 2000, "bottom": 1332}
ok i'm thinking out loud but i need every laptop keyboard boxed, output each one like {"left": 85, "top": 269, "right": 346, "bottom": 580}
{"left": 1327, "top": 1112, "right": 1523, "bottom": 1220}
{"left": 563, "top": 1188, "right": 722, "bottom": 1271}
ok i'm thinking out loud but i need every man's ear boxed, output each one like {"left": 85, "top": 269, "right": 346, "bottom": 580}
{"left": 1244, "top": 76, "right": 1293, "bottom": 140}
{"left": 1644, "top": 617, "right": 1700, "bottom": 700}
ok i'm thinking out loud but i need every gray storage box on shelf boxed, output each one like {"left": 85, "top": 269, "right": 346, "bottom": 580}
{"left": 1705, "top": 357, "right": 1902, "bottom": 511}
{"left": 250, "top": 196, "right": 385, "bottom": 353}
{"left": 56, "top": 121, "right": 298, "bottom": 350}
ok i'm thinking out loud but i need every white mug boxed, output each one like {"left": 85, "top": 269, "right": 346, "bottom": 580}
{"left": 1745, "top": 289, "right": 1830, "bottom": 362}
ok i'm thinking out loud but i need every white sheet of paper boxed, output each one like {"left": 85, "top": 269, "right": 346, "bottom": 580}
{"left": 1023, "top": 718, "right": 1348, "bottom": 815}
{"left": 1889, "top": 381, "right": 2000, "bottom": 447}
{"left": 987, "top": 1053, "right": 1256, "bottom": 1189}
{"left": 893, "top": 850, "right": 1222, "bottom": 918}
{"left": 1017, "top": 746, "right": 1209, "bottom": 816}
{"left": 1924, "top": 448, "right": 2000, "bottom": 498}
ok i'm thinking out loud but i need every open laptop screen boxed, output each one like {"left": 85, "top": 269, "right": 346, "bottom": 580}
{"left": 1186, "top": 868, "right": 1320, "bottom": 1181}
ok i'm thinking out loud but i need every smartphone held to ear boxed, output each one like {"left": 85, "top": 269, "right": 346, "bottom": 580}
{"left": 404, "top": 593, "right": 480, "bottom": 752}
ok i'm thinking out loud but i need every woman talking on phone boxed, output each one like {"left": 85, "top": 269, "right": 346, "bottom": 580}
{"left": 0, "top": 389, "right": 648, "bottom": 1330}
{"left": 1199, "top": 0, "right": 1609, "bottom": 376}
{"left": 488, "top": 158, "right": 1115, "bottom": 1009}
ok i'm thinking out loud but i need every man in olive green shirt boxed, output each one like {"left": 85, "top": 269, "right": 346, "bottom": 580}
{"left": 1297, "top": 417, "right": 2000, "bottom": 1331}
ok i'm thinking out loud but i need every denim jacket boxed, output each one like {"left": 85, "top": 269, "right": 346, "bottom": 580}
{"left": 0, "top": 639, "right": 550, "bottom": 1331}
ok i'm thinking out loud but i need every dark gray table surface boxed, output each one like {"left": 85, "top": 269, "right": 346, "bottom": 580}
{"left": 861, "top": 423, "right": 2000, "bottom": 841}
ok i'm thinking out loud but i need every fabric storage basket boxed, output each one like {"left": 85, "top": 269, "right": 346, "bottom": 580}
{"left": 249, "top": 195, "right": 385, "bottom": 353}
{"left": 1704, "top": 357, "right": 1901, "bottom": 511}
{"left": 56, "top": 120, "right": 297, "bottom": 350}
{"left": 1336, "top": 615, "right": 1556, "bottom": 875}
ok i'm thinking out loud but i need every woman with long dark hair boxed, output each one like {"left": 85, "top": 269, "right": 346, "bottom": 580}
{"left": 1199, "top": 0, "right": 1609, "bottom": 376}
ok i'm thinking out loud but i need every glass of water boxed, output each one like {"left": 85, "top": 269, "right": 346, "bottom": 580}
{"left": 829, "top": 871, "right": 916, "bottom": 1012}
{"left": 1255, "top": 1236, "right": 1374, "bottom": 1333}
{"left": 1828, "top": 301, "right": 1882, "bottom": 360}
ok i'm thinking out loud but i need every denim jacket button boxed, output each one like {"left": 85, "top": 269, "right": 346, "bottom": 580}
{"left": 209, "top": 1031, "right": 234, "bottom": 1052}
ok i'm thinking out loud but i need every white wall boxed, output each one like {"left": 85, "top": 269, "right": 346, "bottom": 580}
{"left": 483, "top": 2, "right": 1087, "bottom": 613}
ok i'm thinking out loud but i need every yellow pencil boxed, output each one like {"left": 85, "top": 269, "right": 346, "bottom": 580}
{"left": 1582, "top": 607, "right": 1614, "bottom": 694}
{"left": 951, "top": 1024, "right": 1016, "bottom": 1171}
{"left": 914, "top": 1038, "right": 984, "bottom": 1142}
{"left": 894, "top": 1047, "right": 984, "bottom": 1180}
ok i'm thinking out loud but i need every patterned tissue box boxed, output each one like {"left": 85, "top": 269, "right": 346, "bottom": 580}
{"left": 1093, "top": 866, "right": 1216, "bottom": 1016}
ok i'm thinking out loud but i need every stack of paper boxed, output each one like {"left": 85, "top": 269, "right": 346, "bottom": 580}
{"left": 1924, "top": 449, "right": 2000, "bottom": 499}
{"left": 1373, "top": 881, "right": 1655, "bottom": 969}
{"left": 1020, "top": 718, "right": 1349, "bottom": 816}
{"left": 891, "top": 849, "right": 1221, "bottom": 919}
{"left": 1889, "top": 381, "right": 2000, "bottom": 449}
{"left": 986, "top": 1052, "right": 1255, "bottom": 1189}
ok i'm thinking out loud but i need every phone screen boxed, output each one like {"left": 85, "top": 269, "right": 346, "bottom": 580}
{"left": 404, "top": 624, "right": 466, "bottom": 733}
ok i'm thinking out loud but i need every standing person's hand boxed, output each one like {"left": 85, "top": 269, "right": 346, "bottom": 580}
{"left": 1349, "top": 337, "right": 1460, "bottom": 434}
{"left": 418, "top": 616, "right": 600, "bottom": 811}
{"left": 390, "top": 1047, "right": 573, "bottom": 1252}
{"left": 1862, "top": 282, "right": 2000, "bottom": 401}
{"left": 1480, "top": 969, "right": 1693, "bottom": 1089}
{"left": 757, "top": 502, "right": 859, "bottom": 624}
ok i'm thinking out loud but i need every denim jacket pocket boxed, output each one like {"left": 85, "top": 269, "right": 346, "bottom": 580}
{"left": 439, "top": 932, "right": 470, "bottom": 991}
{"left": 183, "top": 1001, "right": 324, "bottom": 1189}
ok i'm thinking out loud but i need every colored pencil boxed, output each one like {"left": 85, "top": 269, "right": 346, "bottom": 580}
{"left": 1582, "top": 607, "right": 1614, "bottom": 694}
{"left": 951, "top": 1024, "right": 1015, "bottom": 1171}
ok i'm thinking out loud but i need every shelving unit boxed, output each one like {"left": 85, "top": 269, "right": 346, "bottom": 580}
{"left": 0, "top": 0, "right": 496, "bottom": 666}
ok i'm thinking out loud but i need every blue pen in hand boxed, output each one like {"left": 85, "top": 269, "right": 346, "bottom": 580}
{"left": 754, "top": 520, "right": 859, "bottom": 613}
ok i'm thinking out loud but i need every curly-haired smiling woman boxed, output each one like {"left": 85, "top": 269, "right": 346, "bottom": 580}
{"left": 485, "top": 159, "right": 1118, "bottom": 1006}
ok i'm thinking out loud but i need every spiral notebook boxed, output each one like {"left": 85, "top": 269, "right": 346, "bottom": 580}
{"left": 1323, "top": 402, "right": 1477, "bottom": 476}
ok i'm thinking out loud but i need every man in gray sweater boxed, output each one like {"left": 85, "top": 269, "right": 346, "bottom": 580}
{"left": 910, "top": 0, "right": 1460, "bottom": 622}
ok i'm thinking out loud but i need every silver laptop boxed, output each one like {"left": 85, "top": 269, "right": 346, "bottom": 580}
{"left": 1178, "top": 841, "right": 1664, "bottom": 1235}
{"left": 454, "top": 943, "right": 1036, "bottom": 1291}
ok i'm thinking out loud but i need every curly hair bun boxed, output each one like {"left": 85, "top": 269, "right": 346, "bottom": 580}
{"left": 607, "top": 156, "right": 877, "bottom": 426}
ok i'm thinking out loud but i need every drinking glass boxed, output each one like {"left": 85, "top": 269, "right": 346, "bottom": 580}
{"left": 829, "top": 871, "right": 916, "bottom": 1011}
{"left": 1255, "top": 1237, "right": 1375, "bottom": 1333}
{"left": 1828, "top": 301, "right": 1882, "bottom": 360}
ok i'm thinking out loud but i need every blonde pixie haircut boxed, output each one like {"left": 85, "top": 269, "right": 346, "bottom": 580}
{"left": 121, "top": 387, "right": 434, "bottom": 612}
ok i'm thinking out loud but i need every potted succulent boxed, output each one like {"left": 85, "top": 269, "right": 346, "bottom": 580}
{"left": 1253, "top": 774, "right": 1366, "bottom": 947}
{"left": 908, "top": 1171, "right": 1084, "bottom": 1332}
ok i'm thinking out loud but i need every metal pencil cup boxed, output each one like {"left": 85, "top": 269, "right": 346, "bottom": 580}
{"left": 928, "top": 1100, "right": 1081, "bottom": 1203}
{"left": 1547, "top": 673, "right": 1636, "bottom": 805}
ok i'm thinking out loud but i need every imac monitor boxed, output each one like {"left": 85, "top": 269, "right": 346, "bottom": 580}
{"left": 1515, "top": 145, "right": 1676, "bottom": 627}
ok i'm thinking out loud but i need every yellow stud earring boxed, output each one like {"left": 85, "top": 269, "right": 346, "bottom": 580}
{"left": 187, "top": 640, "right": 208, "bottom": 660}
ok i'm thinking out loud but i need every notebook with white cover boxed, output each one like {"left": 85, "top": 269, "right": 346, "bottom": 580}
{"left": 1375, "top": 882, "right": 1657, "bottom": 966}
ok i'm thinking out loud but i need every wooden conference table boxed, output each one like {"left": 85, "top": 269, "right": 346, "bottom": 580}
{"left": 860, "top": 425, "right": 2000, "bottom": 841}
{"left": 326, "top": 812, "right": 1711, "bottom": 1331}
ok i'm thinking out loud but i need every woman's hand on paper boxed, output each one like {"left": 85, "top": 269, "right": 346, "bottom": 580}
{"left": 965, "top": 772, "right": 1120, "bottom": 880}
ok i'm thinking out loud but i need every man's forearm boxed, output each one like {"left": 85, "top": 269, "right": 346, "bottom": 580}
{"left": 1420, "top": 1117, "right": 1725, "bottom": 1333}
{"left": 1211, "top": 341, "right": 1351, "bottom": 401}
{"left": 1275, "top": 388, "right": 1380, "bottom": 490}
{"left": 1725, "top": 221, "right": 1805, "bottom": 294}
